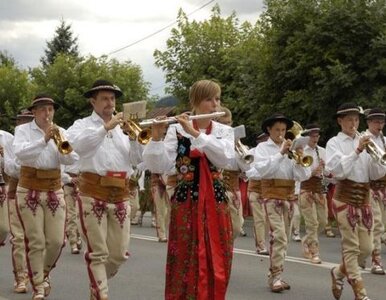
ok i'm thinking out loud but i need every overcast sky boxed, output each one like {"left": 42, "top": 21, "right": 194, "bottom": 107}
{"left": 0, "top": 0, "right": 265, "bottom": 96}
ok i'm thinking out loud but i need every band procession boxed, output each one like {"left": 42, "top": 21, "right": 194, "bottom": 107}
{"left": 1, "top": 78, "right": 386, "bottom": 300}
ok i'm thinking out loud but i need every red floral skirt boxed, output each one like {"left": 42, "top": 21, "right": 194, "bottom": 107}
{"left": 165, "top": 194, "right": 233, "bottom": 300}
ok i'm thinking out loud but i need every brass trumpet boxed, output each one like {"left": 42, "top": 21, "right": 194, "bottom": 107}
{"left": 115, "top": 111, "right": 152, "bottom": 145}
{"left": 282, "top": 121, "right": 313, "bottom": 167}
{"left": 355, "top": 130, "right": 386, "bottom": 165}
{"left": 47, "top": 119, "right": 73, "bottom": 154}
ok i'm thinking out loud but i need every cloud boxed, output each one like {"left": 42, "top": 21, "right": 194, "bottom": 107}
{"left": 0, "top": 0, "right": 89, "bottom": 21}
{"left": 184, "top": 0, "right": 265, "bottom": 16}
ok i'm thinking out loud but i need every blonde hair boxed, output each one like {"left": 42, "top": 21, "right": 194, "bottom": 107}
{"left": 219, "top": 106, "right": 232, "bottom": 118}
{"left": 189, "top": 80, "right": 221, "bottom": 110}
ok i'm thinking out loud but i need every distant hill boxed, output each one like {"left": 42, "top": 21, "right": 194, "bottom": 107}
{"left": 155, "top": 96, "right": 178, "bottom": 107}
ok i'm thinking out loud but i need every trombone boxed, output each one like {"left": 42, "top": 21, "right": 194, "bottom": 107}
{"left": 282, "top": 121, "right": 313, "bottom": 167}
{"left": 355, "top": 130, "right": 386, "bottom": 165}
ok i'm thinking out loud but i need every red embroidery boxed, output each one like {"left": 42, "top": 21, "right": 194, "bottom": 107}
{"left": 114, "top": 202, "right": 127, "bottom": 228}
{"left": 91, "top": 200, "right": 107, "bottom": 224}
{"left": 47, "top": 191, "right": 60, "bottom": 215}
{"left": 26, "top": 190, "right": 40, "bottom": 215}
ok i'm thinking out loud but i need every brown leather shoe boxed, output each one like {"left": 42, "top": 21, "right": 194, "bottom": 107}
{"left": 331, "top": 267, "right": 344, "bottom": 300}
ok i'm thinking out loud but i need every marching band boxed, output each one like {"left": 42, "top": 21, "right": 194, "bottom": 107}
{"left": 1, "top": 79, "right": 386, "bottom": 300}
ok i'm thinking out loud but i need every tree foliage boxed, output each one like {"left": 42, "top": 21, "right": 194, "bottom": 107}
{"left": 40, "top": 20, "right": 80, "bottom": 67}
{"left": 154, "top": 0, "right": 386, "bottom": 145}
{"left": 31, "top": 54, "right": 150, "bottom": 128}
{"left": 0, "top": 51, "right": 36, "bottom": 131}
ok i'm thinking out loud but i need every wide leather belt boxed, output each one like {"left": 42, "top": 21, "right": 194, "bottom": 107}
{"left": 222, "top": 170, "right": 239, "bottom": 190}
{"left": 370, "top": 175, "right": 386, "bottom": 190}
{"left": 260, "top": 179, "right": 296, "bottom": 201}
{"left": 334, "top": 179, "right": 370, "bottom": 207}
{"left": 301, "top": 176, "right": 323, "bottom": 193}
{"left": 79, "top": 172, "right": 130, "bottom": 203}
{"left": 248, "top": 179, "right": 262, "bottom": 194}
{"left": 19, "top": 166, "right": 61, "bottom": 191}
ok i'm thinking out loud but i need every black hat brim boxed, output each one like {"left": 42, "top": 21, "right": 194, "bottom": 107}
{"left": 28, "top": 102, "right": 60, "bottom": 111}
{"left": 261, "top": 117, "right": 293, "bottom": 134}
{"left": 83, "top": 87, "right": 123, "bottom": 99}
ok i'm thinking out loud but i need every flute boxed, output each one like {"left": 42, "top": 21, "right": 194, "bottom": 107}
{"left": 139, "top": 111, "right": 225, "bottom": 127}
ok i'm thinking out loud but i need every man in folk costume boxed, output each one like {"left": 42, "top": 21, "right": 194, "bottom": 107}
{"left": 5, "top": 109, "right": 34, "bottom": 294}
{"left": 0, "top": 119, "right": 13, "bottom": 247}
{"left": 217, "top": 106, "right": 247, "bottom": 239}
{"left": 298, "top": 123, "right": 328, "bottom": 264}
{"left": 67, "top": 80, "right": 143, "bottom": 300}
{"left": 62, "top": 159, "right": 82, "bottom": 254}
{"left": 13, "top": 95, "right": 78, "bottom": 300}
{"left": 246, "top": 113, "right": 311, "bottom": 293}
{"left": 363, "top": 108, "right": 386, "bottom": 275}
{"left": 327, "top": 103, "right": 386, "bottom": 300}
{"left": 247, "top": 132, "right": 270, "bottom": 254}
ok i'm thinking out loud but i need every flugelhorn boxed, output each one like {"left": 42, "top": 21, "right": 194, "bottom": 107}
{"left": 282, "top": 121, "right": 313, "bottom": 167}
{"left": 114, "top": 111, "right": 152, "bottom": 145}
{"left": 139, "top": 111, "right": 226, "bottom": 127}
{"left": 355, "top": 130, "right": 386, "bottom": 165}
{"left": 47, "top": 118, "right": 73, "bottom": 154}
{"left": 233, "top": 125, "right": 254, "bottom": 164}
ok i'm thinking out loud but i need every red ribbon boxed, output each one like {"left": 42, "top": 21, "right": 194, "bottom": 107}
{"left": 191, "top": 120, "right": 227, "bottom": 300}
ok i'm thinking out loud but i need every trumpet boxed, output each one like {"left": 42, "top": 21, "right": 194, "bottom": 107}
{"left": 235, "top": 140, "right": 254, "bottom": 164}
{"left": 282, "top": 121, "right": 313, "bottom": 167}
{"left": 139, "top": 111, "right": 226, "bottom": 127}
{"left": 47, "top": 119, "right": 73, "bottom": 154}
{"left": 114, "top": 111, "right": 152, "bottom": 145}
{"left": 355, "top": 130, "right": 386, "bottom": 165}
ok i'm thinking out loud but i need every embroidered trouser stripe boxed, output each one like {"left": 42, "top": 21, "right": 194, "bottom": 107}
{"left": 16, "top": 187, "right": 66, "bottom": 294}
{"left": 78, "top": 196, "right": 131, "bottom": 299}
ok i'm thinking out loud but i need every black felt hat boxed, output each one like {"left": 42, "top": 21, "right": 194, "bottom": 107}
{"left": 27, "top": 94, "right": 60, "bottom": 111}
{"left": 261, "top": 113, "right": 293, "bottom": 134}
{"left": 83, "top": 79, "right": 123, "bottom": 98}
{"left": 302, "top": 123, "right": 321, "bottom": 136}
{"left": 365, "top": 107, "right": 386, "bottom": 120}
{"left": 335, "top": 103, "right": 362, "bottom": 118}
{"left": 11, "top": 108, "right": 34, "bottom": 121}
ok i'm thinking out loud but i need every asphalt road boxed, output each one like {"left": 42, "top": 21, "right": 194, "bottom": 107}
{"left": 1, "top": 216, "right": 385, "bottom": 300}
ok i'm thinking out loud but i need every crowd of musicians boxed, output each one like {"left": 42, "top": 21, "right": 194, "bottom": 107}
{"left": 0, "top": 78, "right": 386, "bottom": 300}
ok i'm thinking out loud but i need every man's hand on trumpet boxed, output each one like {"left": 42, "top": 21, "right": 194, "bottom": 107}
{"left": 44, "top": 123, "right": 55, "bottom": 143}
{"left": 104, "top": 112, "right": 123, "bottom": 131}
{"left": 280, "top": 138, "right": 292, "bottom": 155}
{"left": 357, "top": 135, "right": 371, "bottom": 153}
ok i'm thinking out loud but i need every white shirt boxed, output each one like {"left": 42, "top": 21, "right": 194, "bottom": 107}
{"left": 143, "top": 121, "right": 235, "bottom": 174}
{"left": 66, "top": 111, "right": 142, "bottom": 178}
{"left": 326, "top": 132, "right": 386, "bottom": 182}
{"left": 365, "top": 129, "right": 386, "bottom": 150}
{"left": 1, "top": 130, "right": 15, "bottom": 177}
{"left": 13, "top": 120, "right": 77, "bottom": 169}
{"left": 246, "top": 137, "right": 311, "bottom": 181}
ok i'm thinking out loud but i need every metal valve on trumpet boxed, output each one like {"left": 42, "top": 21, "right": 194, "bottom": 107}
{"left": 47, "top": 119, "right": 73, "bottom": 154}
{"left": 282, "top": 121, "right": 313, "bottom": 167}
{"left": 355, "top": 130, "right": 386, "bottom": 165}
{"left": 234, "top": 125, "right": 254, "bottom": 164}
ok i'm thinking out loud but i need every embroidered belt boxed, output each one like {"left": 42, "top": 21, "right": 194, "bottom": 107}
{"left": 260, "top": 179, "right": 296, "bottom": 201}
{"left": 370, "top": 175, "right": 386, "bottom": 190}
{"left": 248, "top": 179, "right": 262, "bottom": 194}
{"left": 222, "top": 170, "right": 240, "bottom": 190}
{"left": 301, "top": 176, "right": 323, "bottom": 193}
{"left": 79, "top": 172, "right": 130, "bottom": 203}
{"left": 334, "top": 179, "right": 370, "bottom": 207}
{"left": 19, "top": 166, "right": 61, "bottom": 191}
{"left": 7, "top": 177, "right": 18, "bottom": 199}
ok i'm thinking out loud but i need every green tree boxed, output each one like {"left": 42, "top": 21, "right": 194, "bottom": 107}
{"left": 154, "top": 4, "right": 247, "bottom": 111}
{"left": 0, "top": 51, "right": 36, "bottom": 131}
{"left": 40, "top": 19, "right": 80, "bottom": 67}
{"left": 31, "top": 54, "right": 150, "bottom": 128}
{"left": 252, "top": 0, "right": 386, "bottom": 141}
